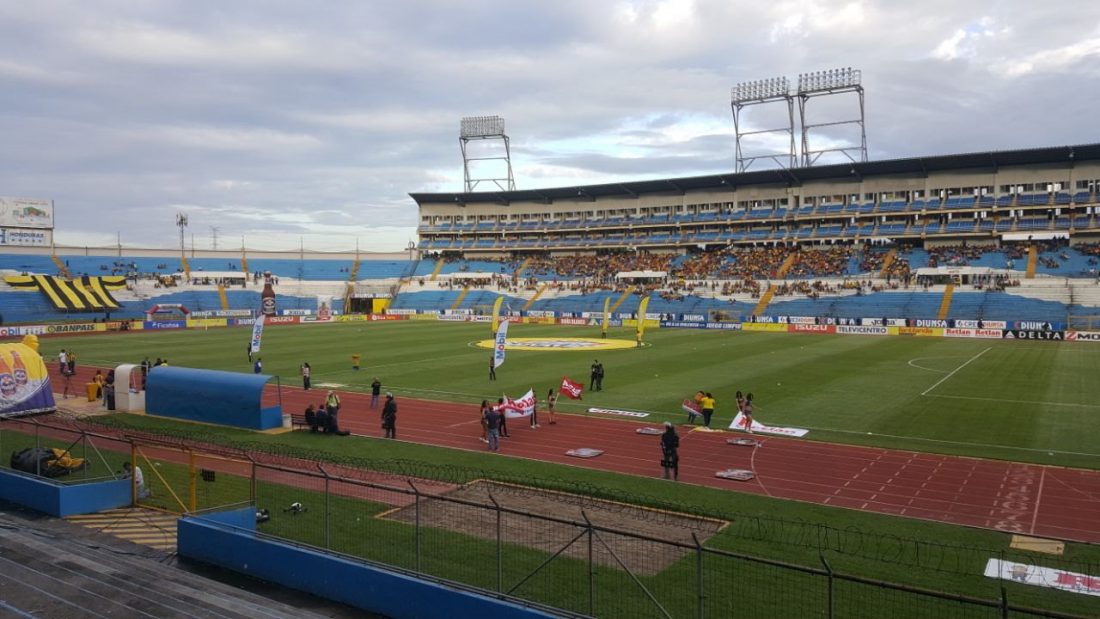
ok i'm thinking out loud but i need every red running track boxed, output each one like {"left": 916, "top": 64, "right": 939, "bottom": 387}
{"left": 48, "top": 365, "right": 1100, "bottom": 543}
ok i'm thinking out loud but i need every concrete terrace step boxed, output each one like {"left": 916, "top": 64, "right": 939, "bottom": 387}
{"left": 0, "top": 505, "right": 371, "bottom": 619}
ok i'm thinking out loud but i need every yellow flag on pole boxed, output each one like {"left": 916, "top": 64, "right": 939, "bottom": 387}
{"left": 601, "top": 297, "right": 610, "bottom": 337}
{"left": 490, "top": 296, "right": 504, "bottom": 334}
{"left": 636, "top": 295, "right": 651, "bottom": 343}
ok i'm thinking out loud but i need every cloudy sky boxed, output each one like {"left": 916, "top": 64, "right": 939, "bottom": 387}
{"left": 2, "top": 1, "right": 1099, "bottom": 253}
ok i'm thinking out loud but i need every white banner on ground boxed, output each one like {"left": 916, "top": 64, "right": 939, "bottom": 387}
{"left": 586, "top": 407, "right": 649, "bottom": 418}
{"left": 983, "top": 558, "right": 1100, "bottom": 597}
{"left": 729, "top": 412, "right": 809, "bottom": 437}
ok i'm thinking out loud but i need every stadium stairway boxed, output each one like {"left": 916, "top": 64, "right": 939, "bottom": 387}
{"left": 523, "top": 283, "right": 548, "bottom": 310}
{"left": 879, "top": 248, "right": 897, "bottom": 277}
{"left": 608, "top": 285, "right": 636, "bottom": 313}
{"left": 349, "top": 256, "right": 361, "bottom": 281}
{"left": 429, "top": 258, "right": 445, "bottom": 281}
{"left": 937, "top": 284, "right": 954, "bottom": 320}
{"left": 51, "top": 254, "right": 71, "bottom": 278}
{"left": 451, "top": 285, "right": 470, "bottom": 309}
{"left": 777, "top": 253, "right": 797, "bottom": 277}
{"left": 217, "top": 283, "right": 229, "bottom": 309}
{"left": 1026, "top": 246, "right": 1038, "bottom": 278}
{"left": 752, "top": 284, "right": 777, "bottom": 316}
{"left": 240, "top": 254, "right": 249, "bottom": 277}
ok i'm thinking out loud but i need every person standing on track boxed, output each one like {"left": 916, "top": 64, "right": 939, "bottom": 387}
{"left": 370, "top": 377, "right": 382, "bottom": 408}
{"left": 660, "top": 421, "right": 679, "bottom": 481}
{"left": 381, "top": 392, "right": 397, "bottom": 439}
{"left": 325, "top": 390, "right": 341, "bottom": 418}
{"left": 479, "top": 400, "right": 491, "bottom": 443}
{"left": 485, "top": 404, "right": 502, "bottom": 451}
{"left": 545, "top": 389, "right": 557, "bottom": 425}
{"left": 700, "top": 391, "right": 716, "bottom": 428}
{"left": 496, "top": 397, "right": 510, "bottom": 438}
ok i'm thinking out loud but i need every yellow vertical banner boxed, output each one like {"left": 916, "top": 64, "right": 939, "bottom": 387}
{"left": 490, "top": 295, "right": 505, "bottom": 334}
{"left": 601, "top": 297, "right": 610, "bottom": 336}
{"left": 636, "top": 295, "right": 651, "bottom": 341}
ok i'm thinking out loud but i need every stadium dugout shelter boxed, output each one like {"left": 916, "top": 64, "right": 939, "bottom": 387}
{"left": 145, "top": 367, "right": 284, "bottom": 430}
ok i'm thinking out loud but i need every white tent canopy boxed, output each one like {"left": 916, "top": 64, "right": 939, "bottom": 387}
{"left": 444, "top": 272, "right": 498, "bottom": 280}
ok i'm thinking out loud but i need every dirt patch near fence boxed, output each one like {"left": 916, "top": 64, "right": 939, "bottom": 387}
{"left": 380, "top": 479, "right": 727, "bottom": 575}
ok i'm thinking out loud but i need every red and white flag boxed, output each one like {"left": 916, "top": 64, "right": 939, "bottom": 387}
{"left": 559, "top": 376, "right": 584, "bottom": 400}
{"left": 499, "top": 389, "right": 536, "bottom": 418}
{"left": 681, "top": 399, "right": 701, "bottom": 419}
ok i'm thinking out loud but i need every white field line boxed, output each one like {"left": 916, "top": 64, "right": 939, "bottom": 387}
{"left": 923, "top": 393, "right": 1100, "bottom": 409}
{"left": 920, "top": 347, "right": 991, "bottom": 396}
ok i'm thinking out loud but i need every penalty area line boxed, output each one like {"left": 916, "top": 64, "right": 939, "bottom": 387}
{"left": 920, "top": 347, "right": 991, "bottom": 396}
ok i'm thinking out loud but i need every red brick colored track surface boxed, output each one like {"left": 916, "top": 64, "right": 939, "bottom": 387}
{"left": 49, "top": 365, "right": 1100, "bottom": 543}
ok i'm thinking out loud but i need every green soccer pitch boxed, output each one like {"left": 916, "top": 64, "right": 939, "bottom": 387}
{"left": 43, "top": 320, "right": 1100, "bottom": 469}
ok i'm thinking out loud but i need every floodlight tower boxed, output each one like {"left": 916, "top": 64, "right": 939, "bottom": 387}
{"left": 459, "top": 115, "right": 516, "bottom": 192}
{"left": 175, "top": 213, "right": 188, "bottom": 254}
{"left": 731, "top": 77, "right": 796, "bottom": 172}
{"left": 797, "top": 67, "right": 867, "bottom": 167}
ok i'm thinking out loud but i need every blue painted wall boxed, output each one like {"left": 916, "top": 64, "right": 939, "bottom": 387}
{"left": 178, "top": 508, "right": 561, "bottom": 619}
{"left": 0, "top": 469, "right": 130, "bottom": 517}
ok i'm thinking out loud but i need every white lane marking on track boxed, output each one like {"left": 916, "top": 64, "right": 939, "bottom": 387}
{"left": 1030, "top": 467, "right": 1046, "bottom": 535}
{"left": 921, "top": 347, "right": 991, "bottom": 396}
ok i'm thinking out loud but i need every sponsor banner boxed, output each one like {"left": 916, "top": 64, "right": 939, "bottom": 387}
{"left": 560, "top": 376, "right": 584, "bottom": 400}
{"left": 232, "top": 318, "right": 257, "bottom": 327}
{"left": 680, "top": 314, "right": 707, "bottom": 322}
{"left": 368, "top": 314, "right": 405, "bottom": 321}
{"left": 789, "top": 324, "right": 835, "bottom": 334}
{"left": 955, "top": 319, "right": 1007, "bottom": 329}
{"left": 499, "top": 387, "right": 534, "bottom": 418}
{"left": 558, "top": 317, "right": 588, "bottom": 326}
{"left": 493, "top": 320, "right": 509, "bottom": 368}
{"left": 660, "top": 320, "right": 743, "bottom": 330}
{"left": 265, "top": 316, "right": 300, "bottom": 325}
{"left": 190, "top": 309, "right": 252, "bottom": 318}
{"left": 385, "top": 308, "right": 418, "bottom": 315}
{"left": 408, "top": 313, "right": 439, "bottom": 321}
{"left": 143, "top": 320, "right": 186, "bottom": 330}
{"left": 0, "top": 343, "right": 55, "bottom": 418}
{"left": 787, "top": 316, "right": 818, "bottom": 325}
{"left": 913, "top": 319, "right": 949, "bottom": 328}
{"left": 281, "top": 309, "right": 313, "bottom": 316}
{"left": 897, "top": 327, "right": 944, "bottom": 337}
{"left": 0, "top": 227, "right": 50, "bottom": 246}
{"left": 185, "top": 318, "right": 228, "bottom": 329}
{"left": 1003, "top": 330, "right": 1065, "bottom": 341}
{"left": 1016, "top": 320, "right": 1061, "bottom": 331}
{"left": 437, "top": 314, "right": 491, "bottom": 322}
{"left": 945, "top": 328, "right": 1004, "bottom": 339}
{"left": 984, "top": 558, "right": 1100, "bottom": 598}
{"left": 250, "top": 317, "right": 265, "bottom": 353}
{"left": 335, "top": 315, "right": 369, "bottom": 322}
{"left": 522, "top": 316, "right": 556, "bottom": 325}
{"left": 837, "top": 325, "right": 889, "bottom": 336}
{"left": 705, "top": 322, "right": 742, "bottom": 330}
{"left": 747, "top": 315, "right": 785, "bottom": 324}
{"left": 742, "top": 323, "right": 788, "bottom": 333}
{"left": 587, "top": 407, "right": 650, "bottom": 418}
{"left": 1066, "top": 331, "right": 1100, "bottom": 342}
{"left": 729, "top": 412, "right": 809, "bottom": 437}
{"left": 526, "top": 310, "right": 555, "bottom": 318}
{"left": 45, "top": 323, "right": 104, "bottom": 334}
{"left": 0, "top": 197, "right": 53, "bottom": 229}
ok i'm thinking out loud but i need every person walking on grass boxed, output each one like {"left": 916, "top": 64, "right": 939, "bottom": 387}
{"left": 488, "top": 354, "right": 497, "bottom": 381}
{"left": 660, "top": 422, "right": 679, "bottom": 481}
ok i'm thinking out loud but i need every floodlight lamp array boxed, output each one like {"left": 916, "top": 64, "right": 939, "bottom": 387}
{"left": 797, "top": 67, "right": 860, "bottom": 93}
{"left": 731, "top": 76, "right": 790, "bottom": 102}
{"left": 460, "top": 115, "right": 506, "bottom": 138}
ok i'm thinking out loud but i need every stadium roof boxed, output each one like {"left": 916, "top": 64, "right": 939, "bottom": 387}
{"left": 410, "top": 143, "right": 1100, "bottom": 206}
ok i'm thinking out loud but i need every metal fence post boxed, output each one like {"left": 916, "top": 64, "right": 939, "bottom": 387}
{"left": 488, "top": 490, "right": 502, "bottom": 594}
{"left": 582, "top": 510, "right": 594, "bottom": 617}
{"left": 408, "top": 480, "right": 421, "bottom": 573}
{"left": 1000, "top": 586, "right": 1008, "bottom": 619}
{"left": 692, "top": 532, "right": 704, "bottom": 619}
{"left": 318, "top": 463, "right": 331, "bottom": 550}
{"left": 820, "top": 552, "right": 834, "bottom": 619}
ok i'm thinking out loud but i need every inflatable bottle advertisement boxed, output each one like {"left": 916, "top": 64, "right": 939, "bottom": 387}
{"left": 0, "top": 339, "right": 56, "bottom": 418}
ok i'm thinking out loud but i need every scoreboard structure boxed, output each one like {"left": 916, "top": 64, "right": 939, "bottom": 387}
{"left": 0, "top": 197, "right": 53, "bottom": 247}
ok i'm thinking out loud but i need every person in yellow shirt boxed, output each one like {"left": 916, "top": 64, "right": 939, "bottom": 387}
{"left": 700, "top": 392, "right": 716, "bottom": 428}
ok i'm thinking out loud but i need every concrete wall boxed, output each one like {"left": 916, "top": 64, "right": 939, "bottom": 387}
{"left": 0, "top": 469, "right": 130, "bottom": 517}
{"left": 178, "top": 508, "right": 562, "bottom": 619}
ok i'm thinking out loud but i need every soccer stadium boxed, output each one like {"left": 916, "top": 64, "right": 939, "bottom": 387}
{"left": 3, "top": 134, "right": 1100, "bottom": 618}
